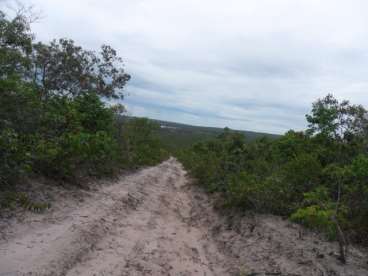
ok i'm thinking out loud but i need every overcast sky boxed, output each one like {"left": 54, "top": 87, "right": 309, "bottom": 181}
{"left": 4, "top": 0, "right": 368, "bottom": 134}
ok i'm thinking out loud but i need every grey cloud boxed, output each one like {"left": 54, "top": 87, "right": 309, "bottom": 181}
{"left": 7, "top": 0, "right": 368, "bottom": 133}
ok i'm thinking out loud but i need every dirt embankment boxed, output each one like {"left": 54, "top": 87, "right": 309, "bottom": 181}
{"left": 0, "top": 158, "right": 367, "bottom": 275}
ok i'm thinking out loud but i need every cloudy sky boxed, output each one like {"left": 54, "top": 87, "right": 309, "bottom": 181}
{"left": 4, "top": 0, "right": 368, "bottom": 133}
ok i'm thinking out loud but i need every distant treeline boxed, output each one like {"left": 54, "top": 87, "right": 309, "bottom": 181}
{"left": 0, "top": 9, "right": 168, "bottom": 202}
{"left": 149, "top": 119, "right": 279, "bottom": 151}
{"left": 178, "top": 94, "right": 368, "bottom": 250}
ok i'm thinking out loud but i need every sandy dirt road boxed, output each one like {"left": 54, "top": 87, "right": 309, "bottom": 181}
{"left": 0, "top": 158, "right": 230, "bottom": 275}
{"left": 1, "top": 158, "right": 368, "bottom": 276}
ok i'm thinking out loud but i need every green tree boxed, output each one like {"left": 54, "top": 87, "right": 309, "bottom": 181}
{"left": 32, "top": 40, "right": 130, "bottom": 99}
{"left": 306, "top": 94, "right": 368, "bottom": 141}
{"left": 0, "top": 10, "right": 33, "bottom": 78}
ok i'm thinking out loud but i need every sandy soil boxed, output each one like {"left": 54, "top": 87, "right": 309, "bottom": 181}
{"left": 0, "top": 158, "right": 367, "bottom": 276}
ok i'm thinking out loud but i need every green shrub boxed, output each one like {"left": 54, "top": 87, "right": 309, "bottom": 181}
{"left": 291, "top": 205, "right": 336, "bottom": 239}
{"left": 227, "top": 172, "right": 259, "bottom": 208}
{"left": 120, "top": 118, "right": 169, "bottom": 167}
{"left": 0, "top": 128, "right": 31, "bottom": 188}
{"left": 34, "top": 131, "right": 120, "bottom": 179}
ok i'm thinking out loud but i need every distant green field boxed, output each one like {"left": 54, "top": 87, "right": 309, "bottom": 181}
{"left": 150, "top": 119, "right": 280, "bottom": 150}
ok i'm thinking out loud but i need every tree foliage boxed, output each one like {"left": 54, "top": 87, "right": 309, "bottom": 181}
{"left": 0, "top": 9, "right": 166, "bottom": 195}
{"left": 32, "top": 40, "right": 130, "bottom": 99}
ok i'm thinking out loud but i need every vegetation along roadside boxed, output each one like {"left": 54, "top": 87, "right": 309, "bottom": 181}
{"left": 177, "top": 94, "right": 368, "bottom": 261}
{"left": 0, "top": 9, "right": 168, "bottom": 211}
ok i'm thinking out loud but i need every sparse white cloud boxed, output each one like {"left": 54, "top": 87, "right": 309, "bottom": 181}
{"left": 4, "top": 0, "right": 368, "bottom": 133}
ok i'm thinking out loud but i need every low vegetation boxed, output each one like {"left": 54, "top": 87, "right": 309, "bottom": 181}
{"left": 177, "top": 94, "right": 368, "bottom": 251}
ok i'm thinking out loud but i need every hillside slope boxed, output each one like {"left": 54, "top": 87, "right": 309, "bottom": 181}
{"left": 152, "top": 119, "right": 280, "bottom": 150}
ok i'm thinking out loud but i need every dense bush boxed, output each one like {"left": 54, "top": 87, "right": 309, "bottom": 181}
{"left": 178, "top": 95, "right": 368, "bottom": 245}
{"left": 119, "top": 118, "right": 169, "bottom": 167}
{"left": 0, "top": 10, "right": 167, "bottom": 193}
